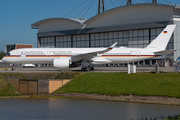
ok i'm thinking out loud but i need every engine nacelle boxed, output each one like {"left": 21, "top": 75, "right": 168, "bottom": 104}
{"left": 53, "top": 59, "right": 71, "bottom": 69}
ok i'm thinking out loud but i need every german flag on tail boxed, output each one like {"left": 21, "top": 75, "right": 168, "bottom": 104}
{"left": 164, "top": 31, "right": 167, "bottom": 33}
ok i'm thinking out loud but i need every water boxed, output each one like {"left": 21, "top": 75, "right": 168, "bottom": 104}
{"left": 0, "top": 98, "right": 180, "bottom": 120}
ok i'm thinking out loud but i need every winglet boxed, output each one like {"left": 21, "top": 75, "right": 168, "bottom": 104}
{"left": 108, "top": 42, "right": 118, "bottom": 49}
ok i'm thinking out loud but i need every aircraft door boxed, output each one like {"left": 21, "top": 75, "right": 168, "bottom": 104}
{"left": 47, "top": 51, "right": 51, "bottom": 57}
{"left": 16, "top": 51, "right": 20, "bottom": 57}
{"left": 136, "top": 51, "right": 140, "bottom": 57}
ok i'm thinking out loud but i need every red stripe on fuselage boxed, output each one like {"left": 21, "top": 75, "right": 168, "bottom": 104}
{"left": 101, "top": 55, "right": 160, "bottom": 57}
{"left": 4, "top": 55, "right": 160, "bottom": 58}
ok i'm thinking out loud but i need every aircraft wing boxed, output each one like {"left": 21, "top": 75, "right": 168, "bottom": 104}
{"left": 154, "top": 49, "right": 176, "bottom": 55}
{"left": 71, "top": 42, "right": 118, "bottom": 62}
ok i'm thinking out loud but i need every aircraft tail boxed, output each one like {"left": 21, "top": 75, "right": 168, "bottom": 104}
{"left": 146, "top": 25, "right": 176, "bottom": 50}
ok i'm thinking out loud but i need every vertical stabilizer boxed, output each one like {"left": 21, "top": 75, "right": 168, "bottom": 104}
{"left": 146, "top": 25, "right": 176, "bottom": 50}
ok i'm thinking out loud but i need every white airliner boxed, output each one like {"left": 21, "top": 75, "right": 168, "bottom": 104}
{"left": 2, "top": 25, "right": 176, "bottom": 71}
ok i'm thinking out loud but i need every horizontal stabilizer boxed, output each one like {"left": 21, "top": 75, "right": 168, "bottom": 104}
{"left": 154, "top": 50, "right": 176, "bottom": 55}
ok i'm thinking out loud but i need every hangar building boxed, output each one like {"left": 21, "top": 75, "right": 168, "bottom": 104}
{"left": 5, "top": 44, "right": 33, "bottom": 53}
{"left": 31, "top": 3, "right": 180, "bottom": 66}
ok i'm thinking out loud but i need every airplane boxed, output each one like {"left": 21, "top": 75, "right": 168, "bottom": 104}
{"left": 2, "top": 24, "right": 176, "bottom": 71}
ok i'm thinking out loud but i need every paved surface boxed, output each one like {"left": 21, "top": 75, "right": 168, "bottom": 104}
{"left": 0, "top": 67, "right": 175, "bottom": 73}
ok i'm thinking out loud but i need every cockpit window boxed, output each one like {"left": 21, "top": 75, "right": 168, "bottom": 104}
{"left": 6, "top": 52, "right": 10, "bottom": 56}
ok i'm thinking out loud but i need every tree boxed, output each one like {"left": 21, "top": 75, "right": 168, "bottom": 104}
{"left": 0, "top": 50, "right": 5, "bottom": 60}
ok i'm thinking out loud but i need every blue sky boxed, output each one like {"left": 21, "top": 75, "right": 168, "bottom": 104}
{"left": 0, "top": 0, "right": 180, "bottom": 52}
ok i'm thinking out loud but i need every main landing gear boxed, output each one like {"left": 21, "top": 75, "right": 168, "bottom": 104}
{"left": 81, "top": 67, "right": 94, "bottom": 71}
{"left": 80, "top": 61, "right": 94, "bottom": 71}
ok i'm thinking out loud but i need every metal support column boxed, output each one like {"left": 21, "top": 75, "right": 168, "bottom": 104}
{"left": 126, "top": 0, "right": 132, "bottom": 5}
{"left": 54, "top": 36, "right": 56, "bottom": 48}
{"left": 38, "top": 37, "right": 41, "bottom": 48}
{"left": 149, "top": 59, "right": 152, "bottom": 67}
{"left": 71, "top": 35, "right": 73, "bottom": 48}
{"left": 152, "top": 0, "right": 157, "bottom": 4}
{"left": 89, "top": 34, "right": 91, "bottom": 47}
{"left": 149, "top": 29, "right": 151, "bottom": 44}
{"left": 143, "top": 60, "right": 145, "bottom": 65}
{"left": 98, "top": 0, "right": 105, "bottom": 14}
{"left": 127, "top": 63, "right": 130, "bottom": 74}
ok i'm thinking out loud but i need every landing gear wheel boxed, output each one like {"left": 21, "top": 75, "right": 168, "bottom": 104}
{"left": 86, "top": 67, "right": 90, "bottom": 72}
{"left": 90, "top": 67, "right": 94, "bottom": 71}
{"left": 12, "top": 68, "right": 16, "bottom": 71}
{"left": 81, "top": 68, "right": 87, "bottom": 71}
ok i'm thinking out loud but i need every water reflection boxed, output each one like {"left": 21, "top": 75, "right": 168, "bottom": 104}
{"left": 0, "top": 98, "right": 180, "bottom": 120}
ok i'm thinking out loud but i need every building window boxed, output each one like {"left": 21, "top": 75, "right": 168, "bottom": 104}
{"left": 73, "top": 34, "right": 89, "bottom": 48}
{"left": 40, "top": 37, "right": 55, "bottom": 48}
{"left": 56, "top": 35, "right": 71, "bottom": 48}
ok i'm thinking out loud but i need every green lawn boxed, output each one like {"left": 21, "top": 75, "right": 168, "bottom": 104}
{"left": 0, "top": 75, "right": 19, "bottom": 96}
{"left": 54, "top": 72, "right": 180, "bottom": 98}
{"left": 0, "top": 72, "right": 180, "bottom": 97}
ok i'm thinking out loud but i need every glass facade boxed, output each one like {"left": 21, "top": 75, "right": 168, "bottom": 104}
{"left": 40, "top": 37, "right": 55, "bottom": 48}
{"left": 73, "top": 34, "right": 89, "bottom": 48}
{"left": 56, "top": 36, "right": 71, "bottom": 48}
{"left": 38, "top": 27, "right": 173, "bottom": 50}
{"left": 6, "top": 45, "right": 15, "bottom": 53}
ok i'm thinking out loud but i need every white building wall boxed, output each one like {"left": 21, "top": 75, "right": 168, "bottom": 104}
{"left": 173, "top": 18, "right": 180, "bottom": 61}
{"left": 38, "top": 19, "right": 82, "bottom": 33}
{"left": 86, "top": 5, "right": 173, "bottom": 28}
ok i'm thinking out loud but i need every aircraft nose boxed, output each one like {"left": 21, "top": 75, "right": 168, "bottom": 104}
{"left": 2, "top": 57, "right": 6, "bottom": 62}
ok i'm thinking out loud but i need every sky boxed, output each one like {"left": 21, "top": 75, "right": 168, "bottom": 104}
{"left": 0, "top": 0, "right": 180, "bottom": 52}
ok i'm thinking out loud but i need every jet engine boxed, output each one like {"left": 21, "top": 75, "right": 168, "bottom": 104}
{"left": 53, "top": 59, "right": 71, "bottom": 69}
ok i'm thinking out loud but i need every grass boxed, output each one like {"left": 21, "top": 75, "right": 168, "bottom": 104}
{"left": 54, "top": 72, "right": 180, "bottom": 98}
{"left": 0, "top": 71, "right": 81, "bottom": 80}
{"left": 0, "top": 73, "right": 56, "bottom": 80}
{"left": 55, "top": 71, "right": 82, "bottom": 79}
{"left": 0, "top": 72, "right": 54, "bottom": 96}
{"left": 0, "top": 72, "right": 180, "bottom": 97}
{"left": 0, "top": 75, "right": 19, "bottom": 96}
{"left": 165, "top": 115, "right": 180, "bottom": 120}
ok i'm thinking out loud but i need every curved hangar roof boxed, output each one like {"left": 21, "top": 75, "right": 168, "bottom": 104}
{"left": 32, "top": 3, "right": 175, "bottom": 33}
{"left": 31, "top": 18, "right": 85, "bottom": 32}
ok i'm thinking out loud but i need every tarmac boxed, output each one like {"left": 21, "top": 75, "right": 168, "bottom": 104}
{"left": 0, "top": 66, "right": 175, "bottom": 73}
